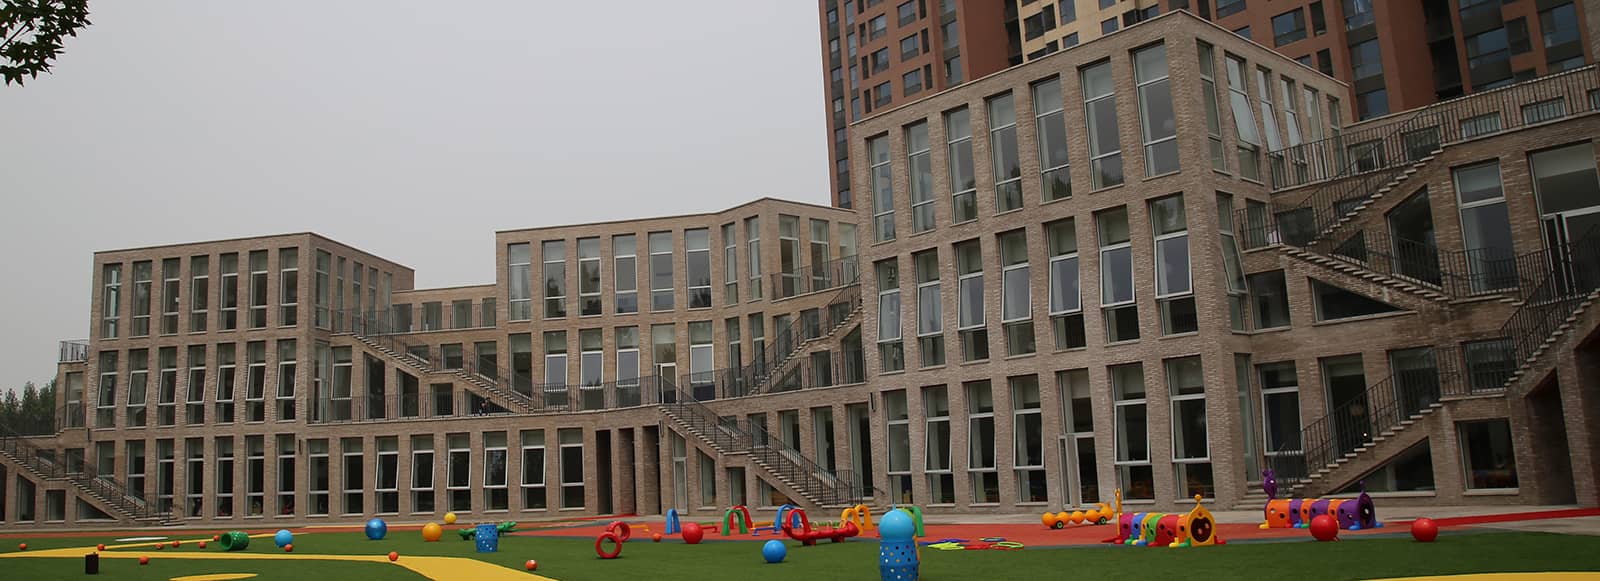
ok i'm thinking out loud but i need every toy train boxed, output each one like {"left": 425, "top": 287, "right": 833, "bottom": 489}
{"left": 1258, "top": 469, "right": 1383, "bottom": 530}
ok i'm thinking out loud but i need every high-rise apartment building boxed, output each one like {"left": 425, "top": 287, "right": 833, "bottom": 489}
{"left": 826, "top": 0, "right": 1597, "bottom": 206}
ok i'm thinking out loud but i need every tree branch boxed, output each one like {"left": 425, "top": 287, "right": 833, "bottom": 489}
{"left": 0, "top": 22, "right": 34, "bottom": 54}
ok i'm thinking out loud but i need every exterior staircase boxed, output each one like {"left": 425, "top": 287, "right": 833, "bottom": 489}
{"left": 739, "top": 271, "right": 864, "bottom": 398}
{"left": 349, "top": 333, "right": 535, "bottom": 414}
{"left": 0, "top": 424, "right": 173, "bottom": 525}
{"left": 658, "top": 383, "right": 868, "bottom": 509}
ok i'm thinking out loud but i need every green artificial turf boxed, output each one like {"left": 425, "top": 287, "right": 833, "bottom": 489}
{"left": 5, "top": 530, "right": 1600, "bottom": 580}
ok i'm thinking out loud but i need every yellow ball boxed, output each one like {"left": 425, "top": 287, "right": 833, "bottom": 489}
{"left": 421, "top": 522, "right": 443, "bottom": 542}
{"left": 1071, "top": 510, "right": 1085, "bottom": 524}
{"left": 1042, "top": 513, "right": 1058, "bottom": 528}
{"left": 444, "top": 512, "right": 458, "bottom": 525}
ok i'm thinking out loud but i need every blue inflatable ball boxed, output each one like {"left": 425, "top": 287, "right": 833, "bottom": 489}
{"left": 366, "top": 518, "right": 388, "bottom": 540}
{"left": 880, "top": 509, "right": 915, "bottom": 541}
{"left": 762, "top": 540, "right": 787, "bottom": 564}
{"left": 273, "top": 529, "right": 293, "bottom": 548}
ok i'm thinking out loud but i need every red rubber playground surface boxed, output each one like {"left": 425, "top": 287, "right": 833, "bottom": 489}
{"left": 509, "top": 507, "right": 1600, "bottom": 548}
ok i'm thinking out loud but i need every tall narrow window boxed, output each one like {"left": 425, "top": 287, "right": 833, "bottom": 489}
{"left": 185, "top": 345, "right": 206, "bottom": 425}
{"left": 966, "top": 381, "right": 998, "bottom": 503}
{"left": 1218, "top": 194, "right": 1249, "bottom": 331}
{"left": 810, "top": 219, "right": 832, "bottom": 289}
{"left": 544, "top": 330, "right": 568, "bottom": 409}
{"left": 1134, "top": 43, "right": 1178, "bottom": 176}
{"left": 278, "top": 248, "right": 298, "bottom": 327}
{"left": 1011, "top": 375, "right": 1046, "bottom": 502}
{"left": 946, "top": 108, "right": 978, "bottom": 222}
{"left": 275, "top": 435, "right": 295, "bottom": 514}
{"left": 686, "top": 229, "right": 712, "bottom": 309}
{"left": 97, "top": 351, "right": 118, "bottom": 429}
{"left": 653, "top": 324, "right": 676, "bottom": 398}
{"left": 649, "top": 232, "right": 674, "bottom": 311}
{"left": 914, "top": 386, "right": 953, "bottom": 505}
{"left": 313, "top": 251, "right": 330, "bottom": 329}
{"left": 746, "top": 217, "right": 763, "bottom": 300}
{"left": 612, "top": 235, "right": 637, "bottom": 314}
{"left": 483, "top": 432, "right": 508, "bottom": 511}
{"left": 615, "top": 327, "right": 640, "bottom": 398}
{"left": 157, "top": 347, "right": 177, "bottom": 426}
{"left": 306, "top": 440, "right": 329, "bottom": 515}
{"left": 508, "top": 242, "right": 532, "bottom": 320}
{"left": 542, "top": 240, "right": 567, "bottom": 318}
{"left": 1257, "top": 67, "right": 1286, "bottom": 183}
{"left": 275, "top": 339, "right": 296, "bottom": 421}
{"left": 520, "top": 430, "right": 546, "bottom": 510}
{"left": 989, "top": 93, "right": 1023, "bottom": 212}
{"left": 510, "top": 333, "right": 533, "bottom": 397}
{"left": 1081, "top": 61, "right": 1124, "bottom": 189}
{"left": 189, "top": 256, "right": 209, "bottom": 333}
{"left": 161, "top": 258, "right": 180, "bottom": 335}
{"left": 131, "top": 261, "right": 152, "bottom": 337}
{"left": 1046, "top": 219, "right": 1085, "bottom": 349}
{"left": 1059, "top": 369, "right": 1099, "bottom": 504}
{"left": 219, "top": 253, "right": 238, "bottom": 330}
{"left": 913, "top": 250, "right": 944, "bottom": 367}
{"left": 1150, "top": 195, "right": 1197, "bottom": 335}
{"left": 340, "top": 438, "right": 363, "bottom": 514}
{"left": 885, "top": 390, "right": 912, "bottom": 503}
{"left": 578, "top": 237, "right": 601, "bottom": 316}
{"left": 1453, "top": 162, "right": 1516, "bottom": 292}
{"left": 1112, "top": 363, "right": 1152, "bottom": 500}
{"left": 447, "top": 433, "right": 470, "bottom": 511}
{"left": 1033, "top": 77, "right": 1071, "bottom": 202}
{"left": 955, "top": 239, "right": 989, "bottom": 361}
{"left": 999, "top": 229, "right": 1035, "bottom": 356}
{"left": 778, "top": 216, "right": 801, "bottom": 297}
{"left": 907, "top": 121, "right": 935, "bottom": 232}
{"left": 126, "top": 349, "right": 147, "bottom": 427}
{"left": 375, "top": 437, "right": 398, "bottom": 514}
{"left": 407, "top": 435, "right": 434, "bottom": 513}
{"left": 1198, "top": 42, "right": 1227, "bottom": 172}
{"left": 245, "top": 341, "right": 266, "bottom": 422}
{"left": 559, "top": 429, "right": 585, "bottom": 509}
{"left": 1169, "top": 356, "right": 1212, "bottom": 497}
{"left": 101, "top": 263, "right": 122, "bottom": 338}
{"left": 245, "top": 436, "right": 263, "bottom": 516}
{"left": 1098, "top": 207, "right": 1139, "bottom": 342}
{"left": 1226, "top": 55, "right": 1262, "bottom": 180}
{"left": 870, "top": 135, "right": 896, "bottom": 241}
{"left": 1280, "top": 77, "right": 1306, "bottom": 182}
{"left": 688, "top": 321, "right": 714, "bottom": 395}
{"left": 1259, "top": 362, "right": 1303, "bottom": 478}
{"left": 724, "top": 318, "right": 742, "bottom": 395}
{"left": 579, "top": 329, "right": 604, "bottom": 407}
{"left": 248, "top": 251, "right": 268, "bottom": 329}
{"left": 215, "top": 343, "right": 236, "bottom": 424}
{"left": 876, "top": 258, "right": 905, "bottom": 373}
{"left": 722, "top": 224, "right": 739, "bottom": 304}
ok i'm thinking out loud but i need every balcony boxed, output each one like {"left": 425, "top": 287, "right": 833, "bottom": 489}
{"left": 59, "top": 340, "right": 88, "bottom": 363}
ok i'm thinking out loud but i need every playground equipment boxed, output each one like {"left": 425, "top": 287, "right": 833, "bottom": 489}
{"left": 366, "top": 518, "right": 388, "bottom": 540}
{"left": 273, "top": 529, "right": 293, "bottom": 548}
{"left": 682, "top": 522, "right": 706, "bottom": 544}
{"left": 222, "top": 531, "right": 249, "bottom": 553}
{"left": 421, "top": 522, "right": 443, "bottom": 542}
{"left": 723, "top": 506, "right": 753, "bottom": 536}
{"left": 1042, "top": 502, "right": 1113, "bottom": 529}
{"left": 841, "top": 504, "right": 875, "bottom": 531}
{"left": 1310, "top": 515, "right": 1339, "bottom": 541}
{"left": 665, "top": 508, "right": 683, "bottom": 534}
{"left": 1412, "top": 518, "right": 1439, "bottom": 542}
{"left": 780, "top": 507, "right": 862, "bottom": 546}
{"left": 1102, "top": 492, "right": 1224, "bottom": 548}
{"left": 595, "top": 522, "right": 629, "bottom": 559}
{"left": 878, "top": 509, "right": 919, "bottom": 581}
{"left": 476, "top": 523, "right": 500, "bottom": 553}
{"left": 1259, "top": 470, "right": 1382, "bottom": 530}
{"left": 444, "top": 512, "right": 458, "bottom": 524}
{"left": 763, "top": 539, "right": 788, "bottom": 564}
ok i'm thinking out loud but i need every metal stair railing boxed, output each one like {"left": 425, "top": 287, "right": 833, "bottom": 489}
{"left": 743, "top": 283, "right": 863, "bottom": 397}
{"left": 1500, "top": 227, "right": 1600, "bottom": 367}
{"left": 0, "top": 423, "right": 167, "bottom": 522}
{"left": 770, "top": 255, "right": 861, "bottom": 300}
{"left": 1266, "top": 350, "right": 1468, "bottom": 487}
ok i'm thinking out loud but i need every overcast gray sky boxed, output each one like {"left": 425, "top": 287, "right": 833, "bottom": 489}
{"left": 0, "top": 1, "right": 829, "bottom": 391}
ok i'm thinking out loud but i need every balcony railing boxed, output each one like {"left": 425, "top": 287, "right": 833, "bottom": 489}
{"left": 331, "top": 307, "right": 496, "bottom": 337}
{"left": 770, "top": 255, "right": 860, "bottom": 301}
{"left": 59, "top": 340, "right": 89, "bottom": 363}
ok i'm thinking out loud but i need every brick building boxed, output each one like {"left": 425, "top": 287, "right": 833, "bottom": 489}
{"left": 4, "top": 11, "right": 1600, "bottom": 527}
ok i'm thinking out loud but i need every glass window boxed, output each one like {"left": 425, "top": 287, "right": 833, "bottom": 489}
{"left": 1033, "top": 77, "right": 1071, "bottom": 202}
{"left": 1098, "top": 207, "right": 1138, "bottom": 342}
{"left": 1134, "top": 44, "right": 1178, "bottom": 176}
{"left": 1453, "top": 162, "right": 1517, "bottom": 293}
{"left": 613, "top": 234, "right": 637, "bottom": 314}
{"left": 1272, "top": 8, "right": 1306, "bottom": 46}
{"left": 876, "top": 258, "right": 905, "bottom": 373}
{"left": 870, "top": 136, "right": 896, "bottom": 242}
{"left": 1081, "top": 61, "right": 1123, "bottom": 189}
{"left": 1226, "top": 55, "right": 1262, "bottom": 180}
{"left": 1198, "top": 42, "right": 1226, "bottom": 172}
{"left": 946, "top": 108, "right": 978, "bottom": 222}
{"left": 999, "top": 230, "right": 1034, "bottom": 356}
{"left": 1111, "top": 363, "right": 1152, "bottom": 500}
{"left": 685, "top": 229, "right": 711, "bottom": 309}
{"left": 965, "top": 381, "right": 998, "bottom": 503}
{"left": 1459, "top": 420, "right": 1518, "bottom": 490}
{"left": 1046, "top": 219, "right": 1084, "bottom": 349}
{"left": 649, "top": 232, "right": 674, "bottom": 311}
{"left": 1011, "top": 375, "right": 1046, "bottom": 502}
{"left": 955, "top": 239, "right": 988, "bottom": 361}
{"left": 541, "top": 240, "right": 566, "bottom": 318}
{"left": 914, "top": 250, "right": 945, "bottom": 368}
{"left": 989, "top": 93, "right": 1023, "bottom": 211}
{"left": 907, "top": 122, "right": 935, "bottom": 232}
{"left": 578, "top": 237, "right": 601, "bottom": 316}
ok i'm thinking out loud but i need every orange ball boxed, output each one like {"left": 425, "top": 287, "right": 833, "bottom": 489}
{"left": 139, "top": 556, "right": 149, "bottom": 565}
{"left": 96, "top": 544, "right": 105, "bottom": 551}
{"left": 171, "top": 541, "right": 181, "bottom": 548}
{"left": 285, "top": 544, "right": 295, "bottom": 552}
{"left": 212, "top": 535, "right": 220, "bottom": 541}
{"left": 197, "top": 541, "right": 206, "bottom": 549}
{"left": 652, "top": 533, "right": 663, "bottom": 542}
{"left": 17, "top": 543, "right": 26, "bottom": 551}
{"left": 525, "top": 560, "right": 538, "bottom": 571}
{"left": 387, "top": 551, "right": 399, "bottom": 562}
{"left": 155, "top": 543, "right": 165, "bottom": 550}
{"left": 421, "top": 522, "right": 443, "bottom": 542}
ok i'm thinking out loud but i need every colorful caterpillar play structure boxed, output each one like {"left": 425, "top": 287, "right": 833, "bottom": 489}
{"left": 1101, "top": 490, "right": 1226, "bottom": 548}
{"left": 1258, "top": 469, "right": 1383, "bottom": 530}
{"left": 1041, "top": 502, "right": 1114, "bottom": 528}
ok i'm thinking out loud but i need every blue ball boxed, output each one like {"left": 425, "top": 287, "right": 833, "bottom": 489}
{"left": 762, "top": 540, "right": 787, "bottom": 564}
{"left": 366, "top": 518, "right": 388, "bottom": 540}
{"left": 273, "top": 529, "right": 293, "bottom": 548}
{"left": 880, "top": 509, "right": 915, "bottom": 541}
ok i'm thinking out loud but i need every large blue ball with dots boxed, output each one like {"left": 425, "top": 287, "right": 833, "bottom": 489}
{"left": 762, "top": 540, "right": 787, "bottom": 563}
{"left": 880, "top": 509, "right": 915, "bottom": 541}
{"left": 365, "top": 518, "right": 388, "bottom": 540}
{"left": 273, "top": 529, "right": 293, "bottom": 548}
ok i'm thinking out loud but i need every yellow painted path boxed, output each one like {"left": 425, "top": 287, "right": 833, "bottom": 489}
{"left": 1372, "top": 575, "right": 1600, "bottom": 581}
{"left": 0, "top": 533, "right": 555, "bottom": 581}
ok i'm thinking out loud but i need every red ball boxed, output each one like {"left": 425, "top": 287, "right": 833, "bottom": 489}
{"left": 525, "top": 560, "right": 538, "bottom": 571}
{"left": 155, "top": 543, "right": 165, "bottom": 550}
{"left": 387, "top": 551, "right": 400, "bottom": 562}
{"left": 212, "top": 535, "right": 220, "bottom": 541}
{"left": 96, "top": 544, "right": 105, "bottom": 552}
{"left": 139, "top": 556, "right": 150, "bottom": 565}
{"left": 1411, "top": 518, "right": 1439, "bottom": 542}
{"left": 1309, "top": 514, "right": 1339, "bottom": 542}
{"left": 284, "top": 544, "right": 293, "bottom": 553}
{"left": 171, "top": 541, "right": 181, "bottom": 548}
{"left": 198, "top": 541, "right": 207, "bottom": 549}
{"left": 652, "top": 533, "right": 663, "bottom": 543}
{"left": 17, "top": 543, "right": 26, "bottom": 551}
{"left": 681, "top": 522, "right": 704, "bottom": 545}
